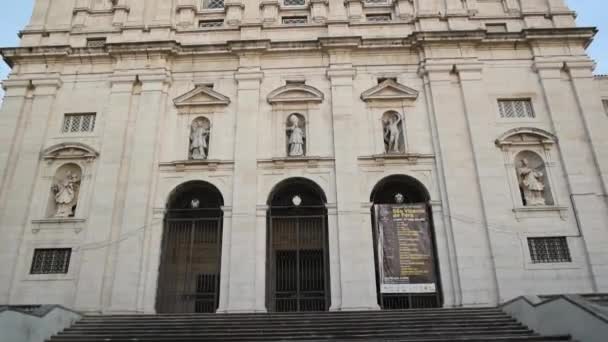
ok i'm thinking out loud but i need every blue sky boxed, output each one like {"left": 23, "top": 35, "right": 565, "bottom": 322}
{"left": 0, "top": 0, "right": 606, "bottom": 99}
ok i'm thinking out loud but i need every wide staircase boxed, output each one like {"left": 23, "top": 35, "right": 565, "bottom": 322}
{"left": 47, "top": 307, "right": 573, "bottom": 342}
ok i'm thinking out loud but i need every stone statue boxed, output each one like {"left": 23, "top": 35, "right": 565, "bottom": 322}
{"left": 517, "top": 158, "right": 546, "bottom": 206}
{"left": 51, "top": 170, "right": 81, "bottom": 218}
{"left": 287, "top": 115, "right": 305, "bottom": 157}
{"left": 190, "top": 119, "right": 210, "bottom": 160}
{"left": 383, "top": 113, "right": 402, "bottom": 154}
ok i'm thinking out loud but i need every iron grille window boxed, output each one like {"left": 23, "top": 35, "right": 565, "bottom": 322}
{"left": 30, "top": 249, "right": 71, "bottom": 274}
{"left": 366, "top": 14, "right": 392, "bottom": 22}
{"left": 602, "top": 99, "right": 608, "bottom": 116}
{"left": 498, "top": 99, "right": 535, "bottom": 119}
{"left": 199, "top": 20, "right": 224, "bottom": 28}
{"left": 86, "top": 38, "right": 106, "bottom": 48}
{"left": 528, "top": 237, "right": 571, "bottom": 264}
{"left": 62, "top": 113, "right": 96, "bottom": 133}
{"left": 62, "top": 113, "right": 95, "bottom": 133}
{"left": 282, "top": 16, "right": 308, "bottom": 25}
{"left": 284, "top": 0, "right": 305, "bottom": 5}
{"left": 203, "top": 0, "right": 224, "bottom": 9}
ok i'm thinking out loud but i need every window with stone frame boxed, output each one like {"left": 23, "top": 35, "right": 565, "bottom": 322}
{"left": 366, "top": 13, "right": 392, "bottom": 22}
{"left": 284, "top": 0, "right": 305, "bottom": 6}
{"left": 282, "top": 16, "right": 308, "bottom": 25}
{"left": 202, "top": 0, "right": 224, "bottom": 9}
{"left": 528, "top": 237, "right": 571, "bottom": 264}
{"left": 199, "top": 20, "right": 224, "bottom": 28}
{"left": 498, "top": 99, "right": 535, "bottom": 119}
{"left": 30, "top": 248, "right": 72, "bottom": 274}
{"left": 62, "top": 113, "right": 96, "bottom": 133}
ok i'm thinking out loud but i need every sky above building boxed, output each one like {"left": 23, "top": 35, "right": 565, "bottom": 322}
{"left": 0, "top": 0, "right": 606, "bottom": 100}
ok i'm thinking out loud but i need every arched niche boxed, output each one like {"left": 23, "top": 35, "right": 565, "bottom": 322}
{"left": 189, "top": 116, "right": 211, "bottom": 160}
{"left": 381, "top": 111, "right": 406, "bottom": 154}
{"left": 514, "top": 150, "right": 554, "bottom": 206}
{"left": 285, "top": 113, "right": 307, "bottom": 157}
{"left": 48, "top": 163, "right": 83, "bottom": 218}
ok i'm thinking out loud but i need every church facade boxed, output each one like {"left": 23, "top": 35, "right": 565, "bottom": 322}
{"left": 1, "top": 0, "right": 607, "bottom": 314}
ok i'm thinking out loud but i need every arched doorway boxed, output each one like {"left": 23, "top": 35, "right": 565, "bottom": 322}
{"left": 266, "top": 178, "right": 330, "bottom": 312}
{"left": 370, "top": 175, "right": 442, "bottom": 309}
{"left": 156, "top": 181, "right": 224, "bottom": 313}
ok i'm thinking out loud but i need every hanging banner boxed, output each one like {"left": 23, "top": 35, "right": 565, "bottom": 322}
{"left": 374, "top": 203, "right": 436, "bottom": 293}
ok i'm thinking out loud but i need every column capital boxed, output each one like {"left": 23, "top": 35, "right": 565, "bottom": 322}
{"left": 1, "top": 79, "right": 32, "bottom": 96}
{"left": 327, "top": 67, "right": 356, "bottom": 81}
{"left": 31, "top": 77, "right": 62, "bottom": 95}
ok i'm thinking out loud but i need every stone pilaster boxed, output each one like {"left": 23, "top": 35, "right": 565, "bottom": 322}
{"left": 107, "top": 73, "right": 171, "bottom": 313}
{"left": 420, "top": 63, "right": 498, "bottom": 306}
{"left": 535, "top": 60, "right": 608, "bottom": 291}
{"left": 26, "top": 0, "right": 51, "bottom": 30}
{"left": 73, "top": 75, "right": 138, "bottom": 312}
{"left": 327, "top": 59, "right": 378, "bottom": 311}
{"left": 221, "top": 67, "right": 264, "bottom": 312}
{"left": 0, "top": 77, "right": 61, "bottom": 303}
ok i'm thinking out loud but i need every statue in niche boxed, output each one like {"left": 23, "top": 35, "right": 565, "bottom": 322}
{"left": 286, "top": 114, "right": 305, "bottom": 157}
{"left": 383, "top": 112, "right": 403, "bottom": 154}
{"left": 517, "top": 158, "right": 546, "bottom": 206}
{"left": 51, "top": 170, "right": 81, "bottom": 218}
{"left": 190, "top": 118, "right": 210, "bottom": 160}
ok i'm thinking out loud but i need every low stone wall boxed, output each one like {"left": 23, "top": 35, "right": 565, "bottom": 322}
{"left": 501, "top": 294, "right": 608, "bottom": 342}
{"left": 0, "top": 305, "right": 82, "bottom": 342}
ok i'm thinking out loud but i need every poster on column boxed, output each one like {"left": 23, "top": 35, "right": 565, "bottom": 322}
{"left": 374, "top": 203, "right": 436, "bottom": 293}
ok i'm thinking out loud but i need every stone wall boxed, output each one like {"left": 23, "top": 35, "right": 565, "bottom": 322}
{"left": 0, "top": 0, "right": 606, "bottom": 314}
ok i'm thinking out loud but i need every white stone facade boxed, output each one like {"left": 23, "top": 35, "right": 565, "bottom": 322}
{"left": 0, "top": 0, "right": 607, "bottom": 314}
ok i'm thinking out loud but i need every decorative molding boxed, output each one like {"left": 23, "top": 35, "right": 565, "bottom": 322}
{"left": 41, "top": 143, "right": 99, "bottom": 161}
{"left": 358, "top": 153, "right": 433, "bottom": 165}
{"left": 361, "top": 79, "right": 419, "bottom": 102}
{"left": 257, "top": 156, "right": 334, "bottom": 169}
{"left": 267, "top": 83, "right": 324, "bottom": 104}
{"left": 31, "top": 218, "right": 86, "bottom": 234}
{"left": 173, "top": 85, "right": 231, "bottom": 110}
{"left": 159, "top": 159, "right": 234, "bottom": 172}
{"left": 512, "top": 206, "right": 568, "bottom": 221}
{"left": 495, "top": 127, "right": 557, "bottom": 149}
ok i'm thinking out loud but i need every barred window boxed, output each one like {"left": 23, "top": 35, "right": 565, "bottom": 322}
{"left": 282, "top": 16, "right": 308, "bottom": 25}
{"left": 30, "top": 249, "right": 71, "bottom": 274}
{"left": 498, "top": 99, "right": 535, "bottom": 119}
{"left": 199, "top": 20, "right": 224, "bottom": 28}
{"left": 602, "top": 99, "right": 608, "bottom": 116}
{"left": 284, "top": 0, "right": 305, "bottom": 5}
{"left": 366, "top": 14, "right": 392, "bottom": 22}
{"left": 86, "top": 38, "right": 106, "bottom": 48}
{"left": 203, "top": 0, "right": 224, "bottom": 9}
{"left": 62, "top": 113, "right": 96, "bottom": 133}
{"left": 528, "top": 237, "right": 571, "bottom": 264}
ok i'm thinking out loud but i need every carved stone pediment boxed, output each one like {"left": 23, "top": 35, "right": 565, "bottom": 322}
{"left": 361, "top": 79, "right": 419, "bottom": 102}
{"left": 267, "top": 84, "right": 324, "bottom": 104}
{"left": 173, "top": 86, "right": 231, "bottom": 108}
{"left": 495, "top": 127, "right": 557, "bottom": 149}
{"left": 42, "top": 143, "right": 99, "bottom": 161}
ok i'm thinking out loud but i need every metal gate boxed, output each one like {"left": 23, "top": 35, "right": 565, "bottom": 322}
{"left": 156, "top": 216, "right": 222, "bottom": 313}
{"left": 268, "top": 215, "right": 329, "bottom": 312}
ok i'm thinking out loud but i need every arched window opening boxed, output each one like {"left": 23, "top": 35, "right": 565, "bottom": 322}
{"left": 370, "top": 175, "right": 442, "bottom": 310}
{"left": 48, "top": 163, "right": 82, "bottom": 218}
{"left": 156, "top": 181, "right": 224, "bottom": 313}
{"left": 514, "top": 151, "right": 554, "bottom": 206}
{"left": 266, "top": 178, "right": 330, "bottom": 312}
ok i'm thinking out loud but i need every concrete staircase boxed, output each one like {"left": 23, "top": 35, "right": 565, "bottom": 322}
{"left": 47, "top": 307, "right": 573, "bottom": 342}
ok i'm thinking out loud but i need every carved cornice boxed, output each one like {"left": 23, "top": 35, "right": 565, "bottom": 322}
{"left": 495, "top": 127, "right": 557, "bottom": 150}
{"left": 361, "top": 79, "right": 418, "bottom": 102}
{"left": 267, "top": 83, "right": 324, "bottom": 104}
{"left": 41, "top": 143, "right": 99, "bottom": 161}
{"left": 0, "top": 28, "right": 596, "bottom": 67}
{"left": 174, "top": 85, "right": 231, "bottom": 109}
